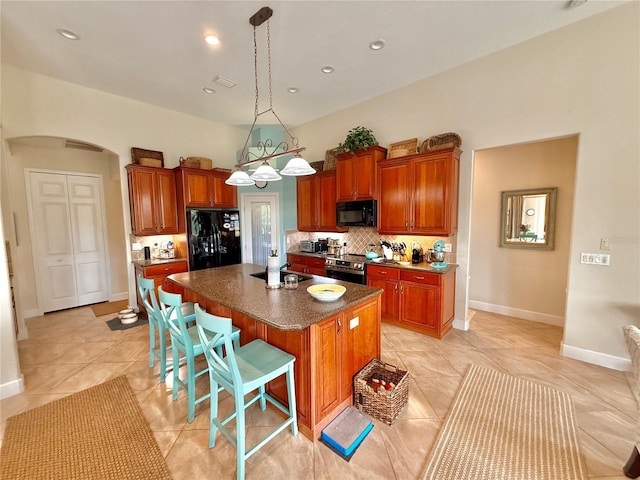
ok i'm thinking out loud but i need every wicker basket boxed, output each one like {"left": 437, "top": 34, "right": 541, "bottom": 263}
{"left": 138, "top": 157, "right": 163, "bottom": 168}
{"left": 323, "top": 148, "right": 338, "bottom": 171}
{"left": 387, "top": 138, "right": 418, "bottom": 159}
{"left": 309, "top": 161, "right": 324, "bottom": 171}
{"left": 353, "top": 359, "right": 409, "bottom": 425}
{"left": 420, "top": 132, "right": 462, "bottom": 152}
{"left": 188, "top": 157, "right": 213, "bottom": 169}
{"left": 179, "top": 156, "right": 200, "bottom": 168}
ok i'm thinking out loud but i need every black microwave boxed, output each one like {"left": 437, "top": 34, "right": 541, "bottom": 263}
{"left": 336, "top": 200, "right": 377, "bottom": 227}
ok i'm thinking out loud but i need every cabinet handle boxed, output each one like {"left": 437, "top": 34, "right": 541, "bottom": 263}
{"left": 337, "top": 318, "right": 342, "bottom": 334}
{"left": 380, "top": 270, "right": 387, "bottom": 274}
{"left": 400, "top": 285, "right": 404, "bottom": 294}
{"left": 414, "top": 275, "right": 424, "bottom": 280}
{"left": 405, "top": 221, "right": 408, "bottom": 228}
{"left": 394, "top": 284, "right": 398, "bottom": 294}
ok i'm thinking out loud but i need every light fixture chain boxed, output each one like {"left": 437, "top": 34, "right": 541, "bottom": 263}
{"left": 253, "top": 25, "right": 259, "bottom": 118}
{"left": 267, "top": 19, "right": 273, "bottom": 110}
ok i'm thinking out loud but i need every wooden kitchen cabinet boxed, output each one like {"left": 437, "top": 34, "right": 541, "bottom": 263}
{"left": 377, "top": 146, "right": 460, "bottom": 236}
{"left": 174, "top": 166, "right": 237, "bottom": 209}
{"left": 336, "top": 146, "right": 387, "bottom": 201}
{"left": 296, "top": 170, "right": 346, "bottom": 232}
{"left": 126, "top": 164, "right": 179, "bottom": 235}
{"left": 134, "top": 260, "right": 188, "bottom": 315}
{"left": 367, "top": 264, "right": 456, "bottom": 338}
{"left": 287, "top": 253, "right": 326, "bottom": 276}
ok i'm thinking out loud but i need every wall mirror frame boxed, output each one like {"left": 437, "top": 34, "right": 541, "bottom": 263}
{"left": 500, "top": 187, "right": 557, "bottom": 250}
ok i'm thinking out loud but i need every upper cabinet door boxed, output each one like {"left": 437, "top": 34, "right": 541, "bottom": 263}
{"left": 336, "top": 146, "right": 387, "bottom": 201}
{"left": 155, "top": 169, "right": 179, "bottom": 234}
{"left": 211, "top": 171, "right": 238, "bottom": 208}
{"left": 126, "top": 164, "right": 178, "bottom": 235}
{"left": 182, "top": 169, "right": 211, "bottom": 207}
{"left": 296, "top": 175, "right": 317, "bottom": 231}
{"left": 317, "top": 171, "right": 341, "bottom": 231}
{"left": 377, "top": 160, "right": 410, "bottom": 234}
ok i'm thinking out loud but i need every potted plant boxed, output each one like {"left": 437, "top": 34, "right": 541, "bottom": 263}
{"left": 337, "top": 126, "right": 379, "bottom": 154}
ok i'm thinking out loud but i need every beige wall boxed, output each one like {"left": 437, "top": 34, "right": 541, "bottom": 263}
{"left": 292, "top": 3, "right": 639, "bottom": 368}
{"left": 470, "top": 137, "right": 577, "bottom": 324}
{"left": 5, "top": 142, "right": 128, "bottom": 322}
{"left": 0, "top": 67, "right": 244, "bottom": 394}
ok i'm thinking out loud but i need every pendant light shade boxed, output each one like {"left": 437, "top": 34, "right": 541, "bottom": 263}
{"left": 250, "top": 161, "right": 282, "bottom": 181}
{"left": 280, "top": 154, "right": 316, "bottom": 176}
{"left": 225, "top": 169, "right": 255, "bottom": 186}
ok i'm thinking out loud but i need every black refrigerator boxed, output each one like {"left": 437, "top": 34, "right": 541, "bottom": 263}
{"left": 186, "top": 209, "right": 242, "bottom": 271}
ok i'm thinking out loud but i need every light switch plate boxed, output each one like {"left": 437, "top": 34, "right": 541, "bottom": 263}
{"left": 443, "top": 243, "right": 452, "bottom": 252}
{"left": 580, "top": 253, "right": 610, "bottom": 265}
{"left": 132, "top": 243, "right": 142, "bottom": 251}
{"left": 350, "top": 316, "right": 359, "bottom": 329}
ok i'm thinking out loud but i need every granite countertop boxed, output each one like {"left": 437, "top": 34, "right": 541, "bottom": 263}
{"left": 287, "top": 250, "right": 457, "bottom": 274}
{"left": 167, "top": 263, "right": 382, "bottom": 331}
{"left": 132, "top": 257, "right": 187, "bottom": 267}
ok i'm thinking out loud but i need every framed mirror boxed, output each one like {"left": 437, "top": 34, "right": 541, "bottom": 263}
{"left": 500, "top": 187, "right": 557, "bottom": 250}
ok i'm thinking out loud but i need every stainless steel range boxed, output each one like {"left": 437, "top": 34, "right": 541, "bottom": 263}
{"left": 325, "top": 254, "right": 367, "bottom": 284}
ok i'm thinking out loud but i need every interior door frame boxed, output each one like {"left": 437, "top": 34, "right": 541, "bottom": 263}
{"left": 24, "top": 168, "right": 111, "bottom": 315}
{"left": 239, "top": 192, "right": 280, "bottom": 264}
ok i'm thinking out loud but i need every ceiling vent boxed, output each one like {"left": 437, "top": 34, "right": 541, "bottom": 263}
{"left": 64, "top": 139, "right": 104, "bottom": 153}
{"left": 213, "top": 75, "right": 238, "bottom": 88}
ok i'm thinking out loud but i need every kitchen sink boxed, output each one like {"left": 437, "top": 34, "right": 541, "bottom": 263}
{"left": 250, "top": 271, "right": 312, "bottom": 283}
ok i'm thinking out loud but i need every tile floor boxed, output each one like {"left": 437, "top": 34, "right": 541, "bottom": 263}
{"left": 1, "top": 307, "right": 635, "bottom": 479}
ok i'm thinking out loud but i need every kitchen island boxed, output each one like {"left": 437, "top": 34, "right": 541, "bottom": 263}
{"left": 167, "top": 263, "right": 382, "bottom": 440}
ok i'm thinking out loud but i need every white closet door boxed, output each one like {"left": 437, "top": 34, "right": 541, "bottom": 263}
{"left": 67, "top": 175, "right": 108, "bottom": 305}
{"left": 28, "top": 172, "right": 108, "bottom": 312}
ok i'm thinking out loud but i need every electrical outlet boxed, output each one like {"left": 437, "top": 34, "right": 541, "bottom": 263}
{"left": 600, "top": 237, "right": 610, "bottom": 250}
{"left": 350, "top": 316, "right": 359, "bottom": 329}
{"left": 580, "top": 253, "right": 610, "bottom": 265}
{"left": 443, "top": 243, "right": 452, "bottom": 253}
{"left": 132, "top": 242, "right": 142, "bottom": 251}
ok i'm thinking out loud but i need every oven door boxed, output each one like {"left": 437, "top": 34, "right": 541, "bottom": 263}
{"left": 325, "top": 268, "right": 366, "bottom": 285}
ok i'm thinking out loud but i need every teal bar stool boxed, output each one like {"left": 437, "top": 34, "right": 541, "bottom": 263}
{"left": 158, "top": 288, "right": 239, "bottom": 423}
{"left": 194, "top": 304, "right": 298, "bottom": 480}
{"left": 138, "top": 275, "right": 195, "bottom": 382}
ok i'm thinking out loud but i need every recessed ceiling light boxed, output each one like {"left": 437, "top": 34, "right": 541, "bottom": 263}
{"left": 204, "top": 34, "right": 220, "bottom": 46}
{"left": 321, "top": 66, "right": 335, "bottom": 74}
{"left": 369, "top": 39, "right": 385, "bottom": 50}
{"left": 288, "top": 87, "right": 299, "bottom": 93}
{"left": 57, "top": 29, "right": 79, "bottom": 40}
{"left": 203, "top": 87, "right": 216, "bottom": 94}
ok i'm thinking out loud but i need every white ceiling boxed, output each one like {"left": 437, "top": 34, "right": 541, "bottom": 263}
{"left": 1, "top": 1, "right": 627, "bottom": 128}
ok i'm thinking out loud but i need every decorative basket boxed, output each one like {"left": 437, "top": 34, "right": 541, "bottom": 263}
{"left": 187, "top": 157, "right": 213, "bottom": 169}
{"left": 323, "top": 148, "right": 338, "bottom": 171}
{"left": 353, "top": 359, "right": 409, "bottom": 425}
{"left": 179, "top": 156, "right": 200, "bottom": 168}
{"left": 387, "top": 138, "right": 418, "bottom": 159}
{"left": 131, "top": 147, "right": 164, "bottom": 167}
{"left": 309, "top": 161, "right": 324, "bottom": 171}
{"left": 420, "top": 132, "right": 462, "bottom": 152}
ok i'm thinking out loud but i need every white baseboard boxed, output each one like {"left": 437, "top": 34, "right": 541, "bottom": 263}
{"left": 453, "top": 317, "right": 469, "bottom": 331}
{"left": 109, "top": 292, "right": 129, "bottom": 302}
{"left": 468, "top": 300, "right": 564, "bottom": 327}
{"left": 22, "top": 308, "right": 42, "bottom": 319}
{"left": 562, "top": 342, "right": 631, "bottom": 372}
{"left": 0, "top": 375, "right": 24, "bottom": 399}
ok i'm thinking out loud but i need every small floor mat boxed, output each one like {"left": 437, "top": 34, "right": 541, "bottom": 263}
{"left": 106, "top": 315, "right": 148, "bottom": 331}
{"left": 90, "top": 300, "right": 129, "bottom": 317}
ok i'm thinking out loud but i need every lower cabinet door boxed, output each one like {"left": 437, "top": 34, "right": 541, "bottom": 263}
{"left": 367, "top": 277, "right": 399, "bottom": 321}
{"left": 314, "top": 315, "right": 342, "bottom": 421}
{"left": 400, "top": 282, "right": 439, "bottom": 331}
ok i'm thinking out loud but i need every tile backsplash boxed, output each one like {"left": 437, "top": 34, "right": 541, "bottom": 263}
{"left": 285, "top": 228, "right": 457, "bottom": 263}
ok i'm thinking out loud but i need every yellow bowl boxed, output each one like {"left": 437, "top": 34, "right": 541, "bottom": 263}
{"left": 307, "top": 284, "right": 346, "bottom": 302}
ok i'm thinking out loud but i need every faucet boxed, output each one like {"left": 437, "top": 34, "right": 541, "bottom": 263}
{"left": 280, "top": 262, "right": 291, "bottom": 271}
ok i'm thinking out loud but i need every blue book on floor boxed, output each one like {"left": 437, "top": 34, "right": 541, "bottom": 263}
{"left": 321, "top": 406, "right": 373, "bottom": 460}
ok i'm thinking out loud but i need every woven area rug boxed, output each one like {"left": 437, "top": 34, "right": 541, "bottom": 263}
{"left": 421, "top": 364, "right": 586, "bottom": 480}
{"left": 90, "top": 299, "right": 129, "bottom": 317}
{"left": 0, "top": 376, "right": 172, "bottom": 480}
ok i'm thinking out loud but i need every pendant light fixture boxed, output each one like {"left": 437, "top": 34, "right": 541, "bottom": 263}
{"left": 226, "top": 6, "right": 315, "bottom": 187}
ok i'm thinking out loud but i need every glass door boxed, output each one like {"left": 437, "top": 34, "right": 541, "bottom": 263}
{"left": 240, "top": 193, "right": 279, "bottom": 266}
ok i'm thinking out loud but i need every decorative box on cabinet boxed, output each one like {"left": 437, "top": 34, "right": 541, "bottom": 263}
{"left": 174, "top": 166, "right": 237, "bottom": 210}
{"left": 336, "top": 146, "right": 387, "bottom": 201}
{"left": 134, "top": 260, "right": 188, "bottom": 315}
{"left": 126, "top": 164, "right": 179, "bottom": 235}
{"left": 366, "top": 264, "right": 456, "bottom": 339}
{"left": 286, "top": 253, "right": 327, "bottom": 277}
{"left": 377, "top": 146, "right": 460, "bottom": 236}
{"left": 296, "top": 170, "right": 346, "bottom": 232}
